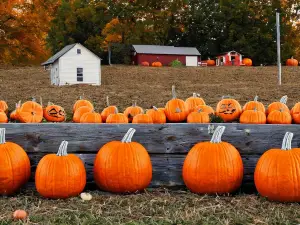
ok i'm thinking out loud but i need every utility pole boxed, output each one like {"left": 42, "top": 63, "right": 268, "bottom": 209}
{"left": 276, "top": 10, "right": 281, "bottom": 85}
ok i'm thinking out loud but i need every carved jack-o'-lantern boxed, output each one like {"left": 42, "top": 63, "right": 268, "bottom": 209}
{"left": 216, "top": 97, "right": 242, "bottom": 122}
{"left": 44, "top": 104, "right": 66, "bottom": 122}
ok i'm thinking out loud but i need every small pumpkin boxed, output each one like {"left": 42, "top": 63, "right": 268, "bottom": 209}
{"left": 286, "top": 57, "right": 298, "bottom": 66}
{"left": 73, "top": 106, "right": 93, "bottom": 123}
{"left": 80, "top": 192, "right": 92, "bottom": 201}
{"left": 215, "top": 97, "right": 242, "bottom": 122}
{"left": 94, "top": 128, "right": 152, "bottom": 193}
{"left": 255, "top": 132, "right": 300, "bottom": 202}
{"left": 10, "top": 102, "right": 21, "bottom": 121}
{"left": 185, "top": 93, "right": 206, "bottom": 112}
{"left": 207, "top": 58, "right": 215, "bottom": 66}
{"left": 141, "top": 61, "right": 150, "bottom": 66}
{"left": 17, "top": 99, "right": 43, "bottom": 123}
{"left": 101, "top": 96, "right": 118, "bottom": 122}
{"left": 165, "top": 85, "right": 189, "bottom": 122}
{"left": 44, "top": 103, "right": 66, "bottom": 122}
{"left": 267, "top": 96, "right": 289, "bottom": 115}
{"left": 0, "top": 101, "right": 8, "bottom": 114}
{"left": 35, "top": 141, "right": 86, "bottom": 199}
{"left": 193, "top": 105, "right": 215, "bottom": 115}
{"left": 242, "top": 58, "right": 252, "bottom": 66}
{"left": 267, "top": 109, "right": 292, "bottom": 124}
{"left": 291, "top": 102, "right": 300, "bottom": 124}
{"left": 152, "top": 61, "right": 163, "bottom": 67}
{"left": 0, "top": 128, "right": 31, "bottom": 195}
{"left": 13, "top": 210, "right": 27, "bottom": 220}
{"left": 132, "top": 114, "right": 153, "bottom": 124}
{"left": 73, "top": 96, "right": 94, "bottom": 113}
{"left": 0, "top": 111, "right": 8, "bottom": 123}
{"left": 124, "top": 101, "right": 144, "bottom": 122}
{"left": 146, "top": 106, "right": 166, "bottom": 124}
{"left": 182, "top": 126, "right": 243, "bottom": 194}
{"left": 243, "top": 96, "right": 265, "bottom": 113}
{"left": 80, "top": 112, "right": 102, "bottom": 123}
{"left": 240, "top": 108, "right": 266, "bottom": 124}
{"left": 187, "top": 109, "right": 210, "bottom": 123}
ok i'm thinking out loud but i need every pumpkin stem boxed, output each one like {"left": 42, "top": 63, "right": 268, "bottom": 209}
{"left": 106, "top": 96, "right": 110, "bottom": 107}
{"left": 172, "top": 85, "right": 177, "bottom": 99}
{"left": 210, "top": 126, "right": 226, "bottom": 143}
{"left": 79, "top": 96, "right": 82, "bottom": 100}
{"left": 132, "top": 100, "right": 137, "bottom": 107}
{"left": 153, "top": 106, "right": 158, "bottom": 111}
{"left": 280, "top": 95, "right": 288, "bottom": 104}
{"left": 197, "top": 108, "right": 203, "bottom": 113}
{"left": 281, "top": 132, "right": 293, "bottom": 150}
{"left": 254, "top": 96, "right": 258, "bottom": 102}
{"left": 253, "top": 107, "right": 257, "bottom": 112}
{"left": 114, "top": 107, "right": 119, "bottom": 114}
{"left": 40, "top": 97, "right": 43, "bottom": 107}
{"left": 175, "top": 107, "right": 181, "bottom": 113}
{"left": 32, "top": 97, "right": 36, "bottom": 102}
{"left": 57, "top": 141, "right": 68, "bottom": 156}
{"left": 0, "top": 128, "right": 6, "bottom": 144}
{"left": 121, "top": 128, "right": 136, "bottom": 143}
{"left": 192, "top": 93, "right": 197, "bottom": 98}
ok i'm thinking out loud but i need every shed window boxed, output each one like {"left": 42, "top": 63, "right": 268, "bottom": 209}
{"left": 77, "top": 49, "right": 81, "bottom": 54}
{"left": 77, "top": 68, "right": 83, "bottom": 82}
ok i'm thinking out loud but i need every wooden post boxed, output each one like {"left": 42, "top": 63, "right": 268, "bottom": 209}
{"left": 276, "top": 11, "right": 282, "bottom": 85}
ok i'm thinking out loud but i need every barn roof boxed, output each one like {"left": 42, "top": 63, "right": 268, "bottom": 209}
{"left": 132, "top": 45, "right": 201, "bottom": 56}
{"left": 41, "top": 44, "right": 76, "bottom": 66}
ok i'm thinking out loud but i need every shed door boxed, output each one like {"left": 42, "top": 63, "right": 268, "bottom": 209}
{"left": 186, "top": 56, "right": 198, "bottom": 66}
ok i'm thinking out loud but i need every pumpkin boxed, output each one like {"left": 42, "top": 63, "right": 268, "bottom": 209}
{"left": 0, "top": 111, "right": 8, "bottom": 123}
{"left": 291, "top": 102, "right": 300, "bottom": 124}
{"left": 240, "top": 108, "right": 266, "bottom": 124}
{"left": 193, "top": 105, "right": 215, "bottom": 115}
{"left": 152, "top": 61, "right": 163, "bottom": 67}
{"left": 242, "top": 58, "right": 252, "bottom": 66}
{"left": 80, "top": 192, "right": 92, "bottom": 201}
{"left": 0, "top": 128, "right": 31, "bottom": 195}
{"left": 124, "top": 101, "right": 144, "bottom": 122}
{"left": 207, "top": 59, "right": 215, "bottom": 66}
{"left": 141, "top": 61, "right": 150, "bottom": 66}
{"left": 267, "top": 109, "right": 292, "bottom": 124}
{"left": 286, "top": 57, "right": 298, "bottom": 66}
{"left": 182, "top": 126, "right": 243, "bottom": 194}
{"left": 146, "top": 106, "right": 166, "bottom": 124}
{"left": 80, "top": 112, "right": 102, "bottom": 123}
{"left": 106, "top": 112, "right": 129, "bottom": 123}
{"left": 132, "top": 114, "right": 153, "bottom": 124}
{"left": 165, "top": 85, "right": 189, "bottom": 122}
{"left": 243, "top": 96, "right": 265, "bottom": 113}
{"left": 215, "top": 97, "right": 242, "bottom": 122}
{"left": 17, "top": 99, "right": 43, "bottom": 123}
{"left": 94, "top": 128, "right": 152, "bottom": 193}
{"left": 10, "top": 102, "right": 20, "bottom": 121}
{"left": 185, "top": 93, "right": 206, "bottom": 112}
{"left": 73, "top": 106, "right": 93, "bottom": 123}
{"left": 35, "top": 141, "right": 86, "bottom": 199}
{"left": 187, "top": 109, "right": 210, "bottom": 123}
{"left": 73, "top": 96, "right": 94, "bottom": 113}
{"left": 101, "top": 96, "right": 118, "bottom": 122}
{"left": 267, "top": 95, "right": 289, "bottom": 115}
{"left": 13, "top": 210, "right": 27, "bottom": 220}
{"left": 0, "top": 101, "right": 8, "bottom": 114}
{"left": 255, "top": 132, "right": 300, "bottom": 202}
{"left": 44, "top": 103, "right": 66, "bottom": 122}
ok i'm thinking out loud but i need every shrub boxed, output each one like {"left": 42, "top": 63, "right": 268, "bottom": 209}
{"left": 169, "top": 59, "right": 183, "bottom": 67}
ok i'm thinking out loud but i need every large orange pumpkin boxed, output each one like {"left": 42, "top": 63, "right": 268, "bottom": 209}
{"left": 240, "top": 108, "right": 266, "bottom": 124}
{"left": 255, "top": 132, "right": 300, "bottom": 202}
{"left": 267, "top": 96, "right": 289, "bottom": 115}
{"left": 243, "top": 96, "right": 265, "bottom": 113}
{"left": 73, "top": 97, "right": 94, "bottom": 113}
{"left": 101, "top": 96, "right": 118, "bottom": 122}
{"left": 193, "top": 105, "right": 215, "bottom": 115}
{"left": 0, "top": 128, "right": 31, "bottom": 195}
{"left": 182, "top": 126, "right": 243, "bottom": 194}
{"left": 17, "top": 100, "right": 43, "bottom": 123}
{"left": 44, "top": 103, "right": 66, "bottom": 122}
{"left": 132, "top": 114, "right": 153, "bottom": 124}
{"left": 124, "top": 101, "right": 144, "bottom": 122}
{"left": 215, "top": 97, "right": 242, "bottom": 122}
{"left": 291, "top": 102, "right": 300, "bottom": 124}
{"left": 35, "top": 141, "right": 86, "bottom": 199}
{"left": 106, "top": 112, "right": 129, "bottom": 123}
{"left": 0, "top": 111, "right": 8, "bottom": 123}
{"left": 267, "top": 109, "right": 292, "bottom": 124}
{"left": 165, "top": 85, "right": 189, "bottom": 122}
{"left": 94, "top": 128, "right": 152, "bottom": 193}
{"left": 73, "top": 106, "right": 93, "bottom": 123}
{"left": 286, "top": 57, "right": 298, "bottom": 66}
{"left": 242, "top": 58, "right": 252, "bottom": 66}
{"left": 207, "top": 59, "right": 215, "bottom": 66}
{"left": 0, "top": 101, "right": 8, "bottom": 114}
{"left": 187, "top": 110, "right": 210, "bottom": 123}
{"left": 185, "top": 93, "right": 206, "bottom": 112}
{"left": 152, "top": 61, "right": 163, "bottom": 67}
{"left": 146, "top": 106, "right": 166, "bottom": 124}
{"left": 80, "top": 112, "right": 102, "bottom": 123}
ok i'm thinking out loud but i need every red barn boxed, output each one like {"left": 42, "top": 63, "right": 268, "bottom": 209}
{"left": 215, "top": 51, "right": 244, "bottom": 66}
{"left": 132, "top": 45, "right": 201, "bottom": 66}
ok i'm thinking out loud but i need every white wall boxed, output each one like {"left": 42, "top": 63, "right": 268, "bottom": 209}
{"left": 50, "top": 61, "right": 59, "bottom": 85}
{"left": 58, "top": 44, "right": 101, "bottom": 86}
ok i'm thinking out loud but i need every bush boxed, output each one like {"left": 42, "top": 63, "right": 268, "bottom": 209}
{"left": 169, "top": 59, "right": 183, "bottom": 67}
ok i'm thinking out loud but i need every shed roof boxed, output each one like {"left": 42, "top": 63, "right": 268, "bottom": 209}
{"left": 132, "top": 45, "right": 201, "bottom": 56}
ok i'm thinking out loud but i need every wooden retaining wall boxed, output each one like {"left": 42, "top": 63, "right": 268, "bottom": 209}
{"left": 1, "top": 123, "right": 300, "bottom": 192}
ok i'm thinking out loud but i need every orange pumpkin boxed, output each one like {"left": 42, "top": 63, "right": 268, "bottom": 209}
{"left": 182, "top": 126, "right": 243, "bottom": 194}
{"left": 165, "top": 85, "right": 189, "bottom": 122}
{"left": 286, "top": 57, "right": 298, "bottom": 66}
{"left": 240, "top": 108, "right": 266, "bottom": 124}
{"left": 10, "top": 102, "right": 20, "bottom": 121}
{"left": 291, "top": 102, "right": 300, "bottom": 124}
{"left": 185, "top": 93, "right": 206, "bottom": 112}
{"left": 73, "top": 97, "right": 94, "bottom": 113}
{"left": 106, "top": 112, "right": 129, "bottom": 123}
{"left": 255, "top": 132, "right": 300, "bottom": 202}
{"left": 146, "top": 106, "right": 166, "bottom": 124}
{"left": 73, "top": 106, "right": 93, "bottom": 123}
{"left": 152, "top": 61, "right": 163, "bottom": 67}
{"left": 124, "top": 101, "right": 144, "bottom": 122}
{"left": 141, "top": 61, "right": 150, "bottom": 66}
{"left": 0, "top": 128, "right": 31, "bottom": 195}
{"left": 207, "top": 59, "right": 215, "bottom": 66}
{"left": 35, "top": 141, "right": 86, "bottom": 199}
{"left": 132, "top": 114, "right": 153, "bottom": 124}
{"left": 267, "top": 96, "right": 289, "bottom": 115}
{"left": 44, "top": 103, "right": 66, "bottom": 122}
{"left": 0, "top": 111, "right": 8, "bottom": 123}
{"left": 193, "top": 105, "right": 215, "bottom": 115}
{"left": 215, "top": 97, "right": 242, "bottom": 122}
{"left": 101, "top": 96, "right": 118, "bottom": 122}
{"left": 187, "top": 110, "right": 210, "bottom": 123}
{"left": 94, "top": 128, "right": 152, "bottom": 193}
{"left": 0, "top": 101, "right": 8, "bottom": 114}
{"left": 80, "top": 112, "right": 102, "bottom": 123}
{"left": 243, "top": 96, "right": 265, "bottom": 113}
{"left": 13, "top": 210, "right": 27, "bottom": 220}
{"left": 17, "top": 100, "right": 43, "bottom": 123}
{"left": 267, "top": 109, "right": 292, "bottom": 124}
{"left": 242, "top": 58, "right": 252, "bottom": 66}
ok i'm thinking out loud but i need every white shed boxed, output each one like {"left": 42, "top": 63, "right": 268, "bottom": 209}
{"left": 41, "top": 43, "right": 101, "bottom": 86}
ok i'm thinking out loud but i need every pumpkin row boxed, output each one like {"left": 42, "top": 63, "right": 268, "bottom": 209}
{"left": 1, "top": 126, "right": 299, "bottom": 203}
{"left": 0, "top": 86, "right": 299, "bottom": 124}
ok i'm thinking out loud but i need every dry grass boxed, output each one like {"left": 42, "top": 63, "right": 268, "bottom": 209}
{"left": 1, "top": 188, "right": 300, "bottom": 225}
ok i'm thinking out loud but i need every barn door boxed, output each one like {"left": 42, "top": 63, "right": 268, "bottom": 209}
{"left": 186, "top": 56, "right": 198, "bottom": 66}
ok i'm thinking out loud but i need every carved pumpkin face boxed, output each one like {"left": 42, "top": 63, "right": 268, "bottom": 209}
{"left": 44, "top": 105, "right": 66, "bottom": 122}
{"left": 216, "top": 99, "right": 242, "bottom": 122}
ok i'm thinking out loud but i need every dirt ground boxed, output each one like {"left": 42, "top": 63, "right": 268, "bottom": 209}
{"left": 0, "top": 65, "right": 299, "bottom": 114}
